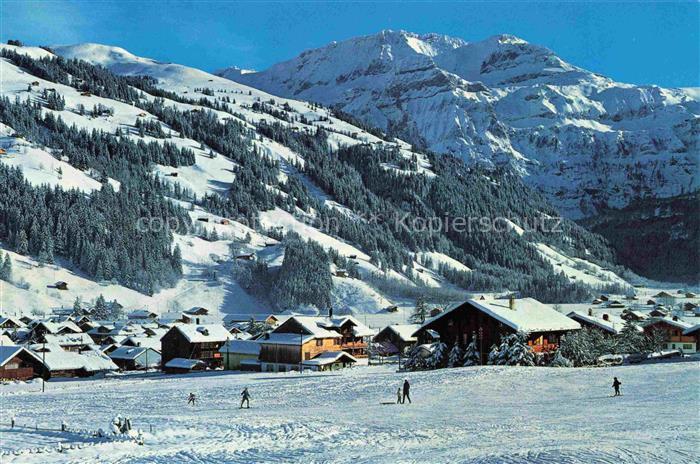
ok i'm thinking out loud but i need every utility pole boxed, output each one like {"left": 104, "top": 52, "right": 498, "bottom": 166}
{"left": 299, "top": 329, "right": 303, "bottom": 373}
{"left": 42, "top": 341, "right": 46, "bottom": 393}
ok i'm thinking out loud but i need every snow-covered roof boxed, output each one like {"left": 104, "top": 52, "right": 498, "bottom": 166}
{"left": 0, "top": 334, "right": 15, "bottom": 345}
{"left": 127, "top": 309, "right": 157, "bottom": 319}
{"left": 646, "top": 317, "right": 693, "bottom": 331}
{"left": 43, "top": 333, "right": 93, "bottom": 347}
{"left": 325, "top": 316, "right": 374, "bottom": 337}
{"left": 109, "top": 346, "right": 158, "bottom": 360}
{"left": 0, "top": 345, "right": 42, "bottom": 367}
{"left": 301, "top": 351, "right": 358, "bottom": 366}
{"left": 566, "top": 311, "right": 622, "bottom": 334}
{"left": 286, "top": 316, "right": 342, "bottom": 338}
{"left": 378, "top": 324, "right": 420, "bottom": 342}
{"left": 0, "top": 316, "right": 25, "bottom": 328}
{"left": 35, "top": 320, "right": 82, "bottom": 334}
{"left": 419, "top": 298, "right": 581, "bottom": 334}
{"left": 260, "top": 333, "right": 316, "bottom": 345}
{"left": 164, "top": 358, "right": 205, "bottom": 369}
{"left": 35, "top": 348, "right": 118, "bottom": 372}
{"left": 123, "top": 336, "right": 161, "bottom": 351}
{"left": 218, "top": 340, "right": 261, "bottom": 355}
{"left": 174, "top": 324, "right": 232, "bottom": 343}
{"left": 683, "top": 324, "right": 700, "bottom": 335}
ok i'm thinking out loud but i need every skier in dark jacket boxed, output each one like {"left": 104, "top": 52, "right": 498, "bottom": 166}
{"left": 402, "top": 379, "right": 411, "bottom": 404}
{"left": 240, "top": 387, "right": 251, "bottom": 409}
{"left": 187, "top": 392, "right": 196, "bottom": 406}
{"left": 612, "top": 377, "right": 622, "bottom": 396}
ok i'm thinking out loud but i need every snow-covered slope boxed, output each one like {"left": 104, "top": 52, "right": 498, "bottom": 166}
{"left": 0, "top": 42, "right": 635, "bottom": 319}
{"left": 225, "top": 30, "right": 699, "bottom": 219}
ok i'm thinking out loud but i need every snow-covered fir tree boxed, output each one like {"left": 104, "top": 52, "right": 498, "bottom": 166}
{"left": 616, "top": 320, "right": 646, "bottom": 354}
{"left": 447, "top": 344, "right": 464, "bottom": 368}
{"left": 488, "top": 333, "right": 534, "bottom": 366}
{"left": 428, "top": 341, "right": 448, "bottom": 369}
{"left": 549, "top": 349, "right": 573, "bottom": 367}
{"left": 463, "top": 335, "right": 481, "bottom": 366}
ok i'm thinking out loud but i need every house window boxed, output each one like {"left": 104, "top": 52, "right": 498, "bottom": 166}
{"left": 334, "top": 339, "right": 341, "bottom": 345}
{"left": 316, "top": 339, "right": 323, "bottom": 346}
{"left": 305, "top": 352, "right": 311, "bottom": 360}
{"left": 683, "top": 344, "right": 693, "bottom": 350}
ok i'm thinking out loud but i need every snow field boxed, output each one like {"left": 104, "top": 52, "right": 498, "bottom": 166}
{"left": 0, "top": 361, "right": 697, "bottom": 463}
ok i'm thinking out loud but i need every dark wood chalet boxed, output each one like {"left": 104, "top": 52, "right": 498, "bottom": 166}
{"left": 0, "top": 346, "right": 46, "bottom": 381}
{"left": 414, "top": 298, "right": 581, "bottom": 364}
{"left": 161, "top": 324, "right": 231, "bottom": 368}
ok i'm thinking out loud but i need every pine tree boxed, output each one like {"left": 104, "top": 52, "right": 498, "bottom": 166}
{"left": 428, "top": 341, "right": 448, "bottom": 369}
{"left": 504, "top": 332, "right": 535, "bottom": 366}
{"left": 72, "top": 296, "right": 83, "bottom": 316}
{"left": 403, "top": 344, "right": 427, "bottom": 371}
{"left": 15, "top": 230, "right": 28, "bottom": 255}
{"left": 0, "top": 252, "right": 11, "bottom": 281}
{"left": 447, "top": 343, "right": 464, "bottom": 368}
{"left": 410, "top": 295, "right": 428, "bottom": 324}
{"left": 487, "top": 344, "right": 501, "bottom": 365}
{"left": 617, "top": 320, "right": 645, "bottom": 354}
{"left": 93, "top": 294, "right": 108, "bottom": 320}
{"left": 463, "top": 335, "right": 481, "bottom": 366}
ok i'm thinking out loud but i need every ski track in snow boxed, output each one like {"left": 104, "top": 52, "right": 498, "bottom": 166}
{"left": 1, "top": 362, "right": 697, "bottom": 463}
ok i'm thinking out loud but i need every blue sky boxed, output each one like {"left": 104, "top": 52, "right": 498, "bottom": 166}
{"left": 2, "top": 1, "right": 698, "bottom": 87}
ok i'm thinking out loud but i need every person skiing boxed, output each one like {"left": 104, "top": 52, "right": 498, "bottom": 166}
{"left": 612, "top": 377, "right": 622, "bottom": 396}
{"left": 402, "top": 379, "right": 411, "bottom": 404}
{"left": 187, "top": 392, "right": 196, "bottom": 406}
{"left": 240, "top": 387, "right": 251, "bottom": 409}
{"left": 396, "top": 386, "right": 402, "bottom": 404}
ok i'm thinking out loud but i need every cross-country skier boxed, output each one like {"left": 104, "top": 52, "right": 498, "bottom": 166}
{"left": 612, "top": 377, "right": 622, "bottom": 396}
{"left": 397, "top": 386, "right": 402, "bottom": 404}
{"left": 187, "top": 392, "right": 196, "bottom": 406}
{"left": 240, "top": 387, "right": 251, "bottom": 409}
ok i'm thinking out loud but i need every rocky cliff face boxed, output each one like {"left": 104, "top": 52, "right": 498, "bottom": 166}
{"left": 222, "top": 30, "right": 699, "bottom": 219}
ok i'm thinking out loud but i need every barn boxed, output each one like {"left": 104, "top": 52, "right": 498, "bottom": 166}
{"left": 414, "top": 297, "right": 581, "bottom": 364}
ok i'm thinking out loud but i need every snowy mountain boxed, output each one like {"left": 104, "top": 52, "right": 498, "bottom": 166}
{"left": 0, "top": 42, "right": 636, "bottom": 318}
{"left": 224, "top": 30, "right": 699, "bottom": 220}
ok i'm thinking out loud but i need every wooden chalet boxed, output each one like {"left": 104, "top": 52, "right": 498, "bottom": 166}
{"left": 414, "top": 297, "right": 581, "bottom": 364}
{"left": 258, "top": 315, "right": 371, "bottom": 372}
{"left": 0, "top": 316, "right": 25, "bottom": 329}
{"left": 160, "top": 324, "right": 232, "bottom": 368}
{"left": 54, "top": 281, "right": 69, "bottom": 290}
{"left": 0, "top": 346, "right": 46, "bottom": 381}
{"left": 109, "top": 346, "right": 161, "bottom": 371}
{"left": 219, "top": 339, "right": 261, "bottom": 371}
{"left": 372, "top": 324, "right": 420, "bottom": 355}
{"left": 127, "top": 309, "right": 158, "bottom": 320}
{"left": 643, "top": 317, "right": 696, "bottom": 353}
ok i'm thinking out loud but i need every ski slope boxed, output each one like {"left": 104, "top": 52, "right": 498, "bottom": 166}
{"left": 1, "top": 362, "right": 697, "bottom": 463}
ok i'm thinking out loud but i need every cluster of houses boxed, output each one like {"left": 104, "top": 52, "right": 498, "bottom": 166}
{"left": 1, "top": 292, "right": 698, "bottom": 382}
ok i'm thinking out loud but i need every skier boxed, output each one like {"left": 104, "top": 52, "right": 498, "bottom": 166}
{"left": 240, "top": 387, "right": 251, "bottom": 409}
{"left": 396, "top": 386, "right": 402, "bottom": 404}
{"left": 612, "top": 377, "right": 622, "bottom": 396}
{"left": 402, "top": 379, "right": 411, "bottom": 404}
{"left": 187, "top": 392, "right": 196, "bottom": 406}
{"left": 10, "top": 415, "right": 15, "bottom": 429}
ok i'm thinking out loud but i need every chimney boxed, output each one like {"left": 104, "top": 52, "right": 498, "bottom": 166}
{"left": 509, "top": 295, "right": 515, "bottom": 310}
{"left": 196, "top": 317, "right": 200, "bottom": 324}
{"left": 672, "top": 315, "right": 678, "bottom": 321}
{"left": 602, "top": 314, "right": 609, "bottom": 321}
{"left": 588, "top": 308, "right": 593, "bottom": 316}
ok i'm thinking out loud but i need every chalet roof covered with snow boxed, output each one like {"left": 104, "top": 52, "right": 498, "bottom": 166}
{"left": 164, "top": 358, "right": 205, "bottom": 369}
{"left": 219, "top": 339, "right": 261, "bottom": 355}
{"left": 683, "top": 324, "right": 700, "bottom": 336}
{"left": 566, "top": 311, "right": 623, "bottom": 334}
{"left": 260, "top": 333, "right": 316, "bottom": 345}
{"left": 123, "top": 336, "right": 161, "bottom": 351}
{"left": 324, "top": 316, "right": 374, "bottom": 337}
{"left": 301, "top": 351, "right": 358, "bottom": 366}
{"left": 35, "top": 348, "right": 118, "bottom": 372}
{"left": 417, "top": 298, "right": 581, "bottom": 335}
{"left": 173, "top": 324, "right": 232, "bottom": 343}
{"left": 275, "top": 316, "right": 341, "bottom": 339}
{"left": 43, "top": 333, "right": 94, "bottom": 346}
{"left": 645, "top": 317, "right": 693, "bottom": 331}
{"left": 0, "top": 316, "right": 26, "bottom": 328}
{"left": 381, "top": 324, "right": 420, "bottom": 342}
{"left": 0, "top": 345, "right": 42, "bottom": 367}
{"left": 109, "top": 346, "right": 156, "bottom": 360}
